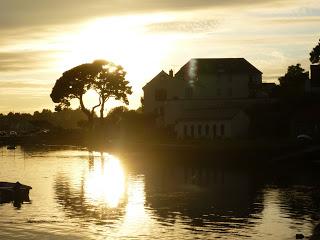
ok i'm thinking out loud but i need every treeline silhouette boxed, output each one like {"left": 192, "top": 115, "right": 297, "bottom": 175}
{"left": 0, "top": 106, "right": 172, "bottom": 146}
{"left": 0, "top": 109, "right": 87, "bottom": 133}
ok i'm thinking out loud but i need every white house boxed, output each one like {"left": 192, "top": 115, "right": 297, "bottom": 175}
{"left": 143, "top": 58, "right": 263, "bottom": 139}
{"left": 175, "top": 108, "right": 250, "bottom": 139}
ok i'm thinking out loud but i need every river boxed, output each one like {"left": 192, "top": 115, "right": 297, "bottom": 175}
{"left": 0, "top": 145, "right": 319, "bottom": 239}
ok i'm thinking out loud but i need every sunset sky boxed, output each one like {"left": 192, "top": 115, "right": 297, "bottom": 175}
{"left": 0, "top": 0, "right": 319, "bottom": 113}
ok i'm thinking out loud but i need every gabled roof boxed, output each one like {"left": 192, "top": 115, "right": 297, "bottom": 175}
{"left": 175, "top": 58, "right": 262, "bottom": 79}
{"left": 143, "top": 70, "right": 171, "bottom": 89}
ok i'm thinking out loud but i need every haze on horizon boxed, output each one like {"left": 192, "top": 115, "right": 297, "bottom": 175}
{"left": 0, "top": 0, "right": 319, "bottom": 113}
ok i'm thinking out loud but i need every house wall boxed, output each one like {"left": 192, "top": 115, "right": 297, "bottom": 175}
{"left": 143, "top": 76, "right": 170, "bottom": 115}
{"left": 230, "top": 111, "right": 250, "bottom": 138}
{"left": 176, "top": 120, "right": 232, "bottom": 139}
{"left": 144, "top": 72, "right": 262, "bottom": 115}
{"left": 169, "top": 73, "right": 262, "bottom": 100}
{"left": 175, "top": 111, "right": 249, "bottom": 139}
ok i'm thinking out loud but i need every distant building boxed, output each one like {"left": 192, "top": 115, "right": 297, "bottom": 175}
{"left": 261, "top": 82, "right": 277, "bottom": 97}
{"left": 143, "top": 58, "right": 266, "bottom": 139}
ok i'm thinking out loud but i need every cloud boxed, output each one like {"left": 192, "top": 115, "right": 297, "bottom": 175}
{"left": 0, "top": 50, "right": 57, "bottom": 72}
{"left": 266, "top": 16, "right": 320, "bottom": 24}
{"left": 147, "top": 19, "right": 219, "bottom": 33}
{"left": 0, "top": 0, "right": 294, "bottom": 29}
{"left": 0, "top": 81, "right": 50, "bottom": 89}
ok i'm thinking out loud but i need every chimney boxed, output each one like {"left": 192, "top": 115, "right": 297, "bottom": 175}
{"left": 169, "top": 69, "right": 174, "bottom": 78}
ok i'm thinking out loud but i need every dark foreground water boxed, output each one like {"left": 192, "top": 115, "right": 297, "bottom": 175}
{"left": 0, "top": 145, "right": 319, "bottom": 239}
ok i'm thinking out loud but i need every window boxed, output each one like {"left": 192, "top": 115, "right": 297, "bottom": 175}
{"left": 228, "top": 88, "right": 233, "bottom": 97}
{"left": 216, "top": 74, "right": 221, "bottom": 84}
{"left": 213, "top": 124, "right": 217, "bottom": 137}
{"left": 159, "top": 106, "right": 164, "bottom": 116}
{"left": 221, "top": 124, "right": 225, "bottom": 136}
{"left": 185, "top": 87, "right": 193, "bottom": 99}
{"left": 217, "top": 88, "right": 221, "bottom": 96}
{"left": 198, "top": 125, "right": 202, "bottom": 136}
{"left": 184, "top": 125, "right": 188, "bottom": 136}
{"left": 229, "top": 74, "right": 233, "bottom": 82}
{"left": 205, "top": 125, "right": 210, "bottom": 136}
{"left": 155, "top": 89, "right": 167, "bottom": 101}
{"left": 191, "top": 125, "right": 195, "bottom": 137}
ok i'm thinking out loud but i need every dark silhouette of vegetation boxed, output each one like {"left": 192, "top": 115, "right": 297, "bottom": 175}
{"left": 50, "top": 60, "right": 132, "bottom": 128}
{"left": 0, "top": 109, "right": 87, "bottom": 133}
{"left": 278, "top": 64, "right": 309, "bottom": 98}
{"left": 93, "top": 61, "right": 132, "bottom": 119}
{"left": 310, "top": 38, "right": 320, "bottom": 64}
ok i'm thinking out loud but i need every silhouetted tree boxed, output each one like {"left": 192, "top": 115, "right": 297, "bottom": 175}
{"left": 50, "top": 60, "right": 132, "bottom": 129}
{"left": 106, "top": 106, "right": 129, "bottom": 125}
{"left": 93, "top": 60, "right": 132, "bottom": 119}
{"left": 278, "top": 64, "right": 309, "bottom": 98}
{"left": 50, "top": 61, "right": 106, "bottom": 128}
{"left": 310, "top": 38, "right": 320, "bottom": 64}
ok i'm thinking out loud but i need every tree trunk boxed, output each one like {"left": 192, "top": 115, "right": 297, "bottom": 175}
{"left": 100, "top": 100, "right": 105, "bottom": 119}
{"left": 79, "top": 96, "right": 94, "bottom": 130}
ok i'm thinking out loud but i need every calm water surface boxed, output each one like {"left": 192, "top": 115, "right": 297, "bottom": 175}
{"left": 0, "top": 145, "right": 319, "bottom": 239}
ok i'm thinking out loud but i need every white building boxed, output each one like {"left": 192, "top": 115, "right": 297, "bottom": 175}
{"left": 143, "top": 58, "right": 263, "bottom": 139}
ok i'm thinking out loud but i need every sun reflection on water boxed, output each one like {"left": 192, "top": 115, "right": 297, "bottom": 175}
{"left": 85, "top": 153, "right": 126, "bottom": 208}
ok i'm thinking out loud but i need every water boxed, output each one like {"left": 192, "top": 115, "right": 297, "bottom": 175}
{"left": 0, "top": 145, "right": 319, "bottom": 239}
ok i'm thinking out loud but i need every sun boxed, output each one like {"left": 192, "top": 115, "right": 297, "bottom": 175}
{"left": 55, "top": 14, "right": 176, "bottom": 110}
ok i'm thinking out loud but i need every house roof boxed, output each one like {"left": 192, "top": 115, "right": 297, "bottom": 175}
{"left": 178, "top": 108, "right": 245, "bottom": 121}
{"left": 143, "top": 70, "right": 171, "bottom": 89}
{"left": 175, "top": 58, "right": 262, "bottom": 80}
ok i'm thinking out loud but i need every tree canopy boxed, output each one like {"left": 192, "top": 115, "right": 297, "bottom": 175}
{"left": 278, "top": 64, "right": 309, "bottom": 98}
{"left": 93, "top": 61, "right": 132, "bottom": 118}
{"left": 50, "top": 60, "right": 132, "bottom": 128}
{"left": 310, "top": 38, "right": 320, "bottom": 64}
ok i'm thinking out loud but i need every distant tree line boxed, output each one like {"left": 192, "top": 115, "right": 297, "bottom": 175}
{"left": 248, "top": 38, "right": 320, "bottom": 139}
{"left": 0, "top": 109, "right": 87, "bottom": 133}
{"left": 275, "top": 38, "right": 320, "bottom": 99}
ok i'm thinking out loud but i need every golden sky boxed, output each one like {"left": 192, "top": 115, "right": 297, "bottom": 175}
{"left": 0, "top": 0, "right": 319, "bottom": 113}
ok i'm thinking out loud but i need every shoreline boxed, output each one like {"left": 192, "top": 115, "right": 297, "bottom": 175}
{"left": 2, "top": 134, "right": 320, "bottom": 171}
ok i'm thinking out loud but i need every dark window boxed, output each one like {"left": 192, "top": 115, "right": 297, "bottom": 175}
{"left": 228, "top": 88, "right": 232, "bottom": 97}
{"left": 221, "top": 124, "right": 225, "bottom": 136}
{"left": 185, "top": 87, "right": 193, "bottom": 99}
{"left": 155, "top": 89, "right": 167, "bottom": 101}
{"left": 229, "top": 74, "right": 233, "bottom": 82}
{"left": 198, "top": 125, "right": 202, "bottom": 136}
{"left": 217, "top": 88, "right": 221, "bottom": 96}
{"left": 213, "top": 124, "right": 217, "bottom": 137}
{"left": 216, "top": 74, "right": 221, "bottom": 84}
{"left": 191, "top": 125, "right": 194, "bottom": 137}
{"left": 205, "top": 125, "right": 209, "bottom": 136}
{"left": 159, "top": 106, "right": 164, "bottom": 116}
{"left": 184, "top": 125, "right": 188, "bottom": 136}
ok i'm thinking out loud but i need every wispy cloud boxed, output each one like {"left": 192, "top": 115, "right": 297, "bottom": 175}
{"left": 147, "top": 19, "right": 219, "bottom": 33}
{"left": 0, "top": 50, "right": 58, "bottom": 72}
{"left": 0, "top": 81, "right": 50, "bottom": 89}
{"left": 0, "top": 0, "right": 301, "bottom": 29}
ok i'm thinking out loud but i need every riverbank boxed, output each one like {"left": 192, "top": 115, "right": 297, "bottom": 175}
{"left": 2, "top": 132, "right": 320, "bottom": 170}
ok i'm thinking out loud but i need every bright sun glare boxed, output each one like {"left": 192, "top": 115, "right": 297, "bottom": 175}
{"left": 55, "top": 15, "right": 176, "bottom": 110}
{"left": 85, "top": 153, "right": 126, "bottom": 208}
